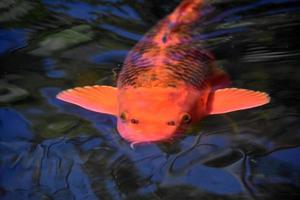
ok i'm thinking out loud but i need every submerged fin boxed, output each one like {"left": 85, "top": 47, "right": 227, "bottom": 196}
{"left": 57, "top": 85, "right": 118, "bottom": 115}
{"left": 207, "top": 88, "right": 270, "bottom": 114}
{"left": 209, "top": 67, "right": 231, "bottom": 90}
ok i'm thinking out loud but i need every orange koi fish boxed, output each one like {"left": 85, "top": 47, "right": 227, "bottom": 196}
{"left": 57, "top": 0, "right": 270, "bottom": 144}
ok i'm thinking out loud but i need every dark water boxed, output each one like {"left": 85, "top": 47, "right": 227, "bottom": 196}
{"left": 1, "top": 0, "right": 300, "bottom": 199}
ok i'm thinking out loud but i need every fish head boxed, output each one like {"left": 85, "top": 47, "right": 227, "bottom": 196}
{"left": 117, "top": 86, "right": 204, "bottom": 143}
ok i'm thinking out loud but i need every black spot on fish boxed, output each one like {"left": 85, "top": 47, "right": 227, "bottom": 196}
{"left": 162, "top": 34, "right": 168, "bottom": 43}
{"left": 151, "top": 73, "right": 158, "bottom": 81}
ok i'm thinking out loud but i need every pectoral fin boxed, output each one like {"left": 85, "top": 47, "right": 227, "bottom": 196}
{"left": 57, "top": 85, "right": 118, "bottom": 115}
{"left": 207, "top": 88, "right": 270, "bottom": 114}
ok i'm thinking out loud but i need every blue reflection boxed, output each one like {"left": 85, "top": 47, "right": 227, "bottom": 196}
{"left": 80, "top": 137, "right": 103, "bottom": 151}
{"left": 0, "top": 29, "right": 28, "bottom": 55}
{"left": 162, "top": 164, "right": 243, "bottom": 194}
{"left": 252, "top": 147, "right": 300, "bottom": 187}
{"left": 0, "top": 137, "right": 99, "bottom": 199}
{"left": 194, "top": 27, "right": 247, "bottom": 40}
{"left": 99, "top": 24, "right": 142, "bottom": 41}
{"left": 270, "top": 147, "right": 300, "bottom": 166}
{"left": 43, "top": 0, "right": 141, "bottom": 21}
{"left": 43, "top": 0, "right": 98, "bottom": 21}
{"left": 119, "top": 5, "right": 141, "bottom": 21}
{"left": 188, "top": 165, "right": 243, "bottom": 194}
{"left": 0, "top": 108, "right": 33, "bottom": 141}
{"left": 43, "top": 59, "right": 65, "bottom": 78}
{"left": 265, "top": 7, "right": 300, "bottom": 15}
{"left": 90, "top": 50, "right": 128, "bottom": 64}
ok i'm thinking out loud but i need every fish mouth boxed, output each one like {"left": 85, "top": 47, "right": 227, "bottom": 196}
{"left": 117, "top": 122, "right": 178, "bottom": 143}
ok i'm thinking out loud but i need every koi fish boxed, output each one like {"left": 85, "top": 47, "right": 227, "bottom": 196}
{"left": 57, "top": 0, "right": 270, "bottom": 144}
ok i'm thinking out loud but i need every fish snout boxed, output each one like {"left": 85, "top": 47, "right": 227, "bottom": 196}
{"left": 117, "top": 122, "right": 177, "bottom": 143}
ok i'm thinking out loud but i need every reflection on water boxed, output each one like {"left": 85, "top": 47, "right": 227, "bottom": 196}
{"left": 0, "top": 0, "right": 300, "bottom": 199}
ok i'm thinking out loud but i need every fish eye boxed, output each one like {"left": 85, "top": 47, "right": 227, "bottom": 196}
{"left": 167, "top": 121, "right": 176, "bottom": 126}
{"left": 181, "top": 113, "right": 192, "bottom": 124}
{"left": 131, "top": 119, "right": 139, "bottom": 124}
{"left": 120, "top": 112, "right": 127, "bottom": 121}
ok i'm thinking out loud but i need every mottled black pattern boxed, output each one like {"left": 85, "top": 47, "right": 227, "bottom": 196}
{"left": 117, "top": 17, "right": 167, "bottom": 87}
{"left": 164, "top": 43, "right": 213, "bottom": 88}
{"left": 118, "top": 39, "right": 159, "bottom": 87}
{"left": 117, "top": 12, "right": 212, "bottom": 88}
{"left": 133, "top": 40, "right": 160, "bottom": 55}
{"left": 118, "top": 41, "right": 213, "bottom": 88}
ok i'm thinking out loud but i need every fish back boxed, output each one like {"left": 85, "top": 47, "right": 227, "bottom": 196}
{"left": 118, "top": 0, "right": 213, "bottom": 89}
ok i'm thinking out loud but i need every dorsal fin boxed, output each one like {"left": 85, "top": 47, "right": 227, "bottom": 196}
{"left": 151, "top": 0, "right": 206, "bottom": 45}
{"left": 169, "top": 0, "right": 205, "bottom": 25}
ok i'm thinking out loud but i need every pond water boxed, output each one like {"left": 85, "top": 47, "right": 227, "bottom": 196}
{"left": 1, "top": 0, "right": 300, "bottom": 199}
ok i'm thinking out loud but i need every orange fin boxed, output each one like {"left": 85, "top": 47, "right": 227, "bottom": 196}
{"left": 207, "top": 88, "right": 270, "bottom": 114}
{"left": 57, "top": 85, "right": 118, "bottom": 115}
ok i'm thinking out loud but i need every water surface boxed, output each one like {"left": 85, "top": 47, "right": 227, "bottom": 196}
{"left": 1, "top": 0, "right": 300, "bottom": 199}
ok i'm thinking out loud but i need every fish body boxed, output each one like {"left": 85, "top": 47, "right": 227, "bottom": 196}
{"left": 57, "top": 0, "right": 270, "bottom": 144}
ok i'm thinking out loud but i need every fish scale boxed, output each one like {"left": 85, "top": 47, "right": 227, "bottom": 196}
{"left": 118, "top": 0, "right": 211, "bottom": 88}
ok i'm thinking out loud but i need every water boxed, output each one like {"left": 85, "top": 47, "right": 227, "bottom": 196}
{"left": 0, "top": 0, "right": 300, "bottom": 199}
